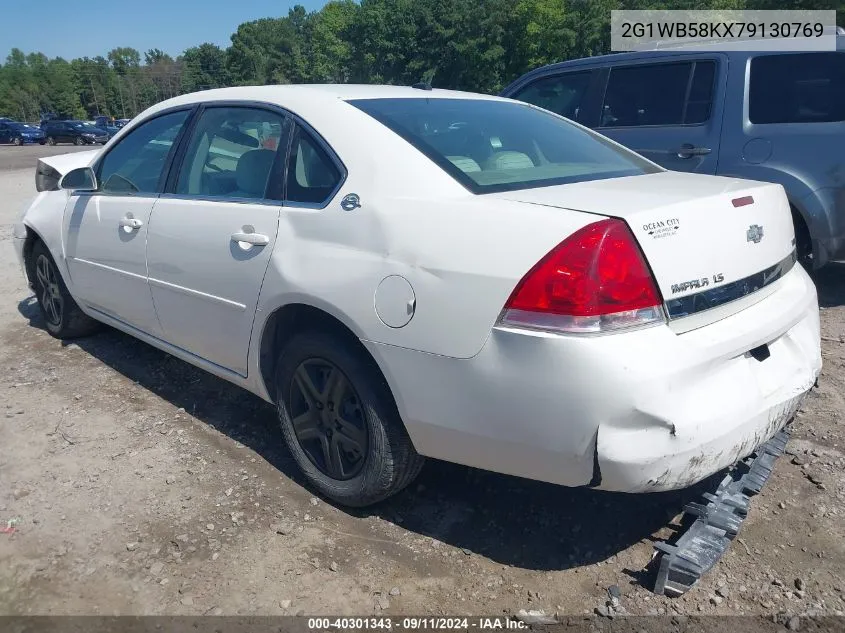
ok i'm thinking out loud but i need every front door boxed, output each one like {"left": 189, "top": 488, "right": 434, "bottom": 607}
{"left": 594, "top": 57, "right": 727, "bottom": 174}
{"left": 63, "top": 109, "right": 191, "bottom": 334}
{"left": 146, "top": 105, "right": 290, "bottom": 375}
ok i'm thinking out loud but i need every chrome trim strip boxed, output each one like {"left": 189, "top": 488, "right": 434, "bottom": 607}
{"left": 665, "top": 251, "right": 797, "bottom": 320}
{"left": 71, "top": 257, "right": 147, "bottom": 282}
{"left": 148, "top": 276, "right": 247, "bottom": 311}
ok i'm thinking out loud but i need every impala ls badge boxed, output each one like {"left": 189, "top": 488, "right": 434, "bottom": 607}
{"left": 746, "top": 224, "right": 764, "bottom": 244}
{"left": 341, "top": 193, "right": 361, "bottom": 211}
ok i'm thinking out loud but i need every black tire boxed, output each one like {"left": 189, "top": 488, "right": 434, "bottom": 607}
{"left": 74, "top": 136, "right": 85, "bottom": 146}
{"left": 12, "top": 136, "right": 22, "bottom": 146}
{"left": 47, "top": 136, "right": 56, "bottom": 146}
{"left": 792, "top": 209, "right": 813, "bottom": 271}
{"left": 275, "top": 330, "right": 424, "bottom": 507}
{"left": 31, "top": 240, "right": 100, "bottom": 339}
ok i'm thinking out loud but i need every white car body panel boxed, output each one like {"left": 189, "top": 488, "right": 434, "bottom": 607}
{"left": 494, "top": 172, "right": 795, "bottom": 313}
{"left": 64, "top": 194, "right": 162, "bottom": 335}
{"left": 146, "top": 197, "right": 282, "bottom": 375}
{"left": 367, "top": 263, "right": 820, "bottom": 490}
{"left": 12, "top": 84, "right": 822, "bottom": 494}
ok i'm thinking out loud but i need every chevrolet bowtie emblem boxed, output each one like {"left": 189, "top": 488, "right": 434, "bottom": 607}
{"left": 746, "top": 224, "right": 764, "bottom": 244}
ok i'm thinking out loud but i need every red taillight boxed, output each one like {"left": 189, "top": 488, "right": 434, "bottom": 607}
{"left": 500, "top": 219, "right": 665, "bottom": 334}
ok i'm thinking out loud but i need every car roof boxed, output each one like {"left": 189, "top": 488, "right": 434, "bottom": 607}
{"left": 142, "top": 84, "right": 509, "bottom": 120}
{"left": 503, "top": 36, "right": 845, "bottom": 91}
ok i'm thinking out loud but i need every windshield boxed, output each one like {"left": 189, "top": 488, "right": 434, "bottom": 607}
{"left": 350, "top": 98, "right": 660, "bottom": 194}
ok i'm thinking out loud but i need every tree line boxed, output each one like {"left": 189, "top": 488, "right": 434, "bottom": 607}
{"left": 1, "top": 0, "right": 842, "bottom": 121}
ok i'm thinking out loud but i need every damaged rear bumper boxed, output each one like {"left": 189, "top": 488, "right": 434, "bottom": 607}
{"left": 653, "top": 425, "right": 793, "bottom": 596}
{"left": 367, "top": 264, "right": 821, "bottom": 493}
{"left": 594, "top": 266, "right": 820, "bottom": 493}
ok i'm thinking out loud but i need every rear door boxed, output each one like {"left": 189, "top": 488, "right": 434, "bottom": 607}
{"left": 595, "top": 56, "right": 727, "bottom": 174}
{"left": 145, "top": 104, "right": 291, "bottom": 375}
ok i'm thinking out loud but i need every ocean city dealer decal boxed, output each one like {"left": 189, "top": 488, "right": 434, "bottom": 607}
{"left": 671, "top": 273, "right": 725, "bottom": 295}
{"left": 642, "top": 217, "right": 680, "bottom": 239}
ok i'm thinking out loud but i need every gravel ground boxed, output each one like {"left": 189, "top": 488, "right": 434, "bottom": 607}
{"left": 0, "top": 147, "right": 843, "bottom": 618}
{"left": 0, "top": 144, "right": 93, "bottom": 172}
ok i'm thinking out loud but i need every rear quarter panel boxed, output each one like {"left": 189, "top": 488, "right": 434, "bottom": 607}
{"left": 256, "top": 189, "right": 599, "bottom": 360}
{"left": 250, "top": 100, "right": 601, "bottom": 360}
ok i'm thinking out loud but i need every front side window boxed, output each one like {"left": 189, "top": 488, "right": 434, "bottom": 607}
{"left": 286, "top": 126, "right": 342, "bottom": 205}
{"left": 600, "top": 62, "right": 715, "bottom": 128}
{"left": 750, "top": 53, "right": 845, "bottom": 124}
{"left": 351, "top": 97, "right": 659, "bottom": 194}
{"left": 176, "top": 107, "right": 288, "bottom": 199}
{"left": 511, "top": 72, "right": 591, "bottom": 122}
{"left": 97, "top": 110, "right": 190, "bottom": 194}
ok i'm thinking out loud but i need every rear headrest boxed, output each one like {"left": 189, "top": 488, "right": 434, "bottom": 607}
{"left": 485, "top": 151, "right": 534, "bottom": 170}
{"left": 235, "top": 149, "right": 276, "bottom": 196}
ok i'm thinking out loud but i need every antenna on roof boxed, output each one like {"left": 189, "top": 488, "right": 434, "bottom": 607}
{"left": 412, "top": 69, "right": 436, "bottom": 91}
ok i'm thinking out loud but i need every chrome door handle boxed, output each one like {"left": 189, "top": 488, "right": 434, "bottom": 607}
{"left": 676, "top": 143, "right": 712, "bottom": 159}
{"left": 231, "top": 232, "right": 270, "bottom": 246}
{"left": 119, "top": 217, "right": 143, "bottom": 229}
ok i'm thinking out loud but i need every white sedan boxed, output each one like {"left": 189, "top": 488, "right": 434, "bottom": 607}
{"left": 13, "top": 85, "right": 821, "bottom": 507}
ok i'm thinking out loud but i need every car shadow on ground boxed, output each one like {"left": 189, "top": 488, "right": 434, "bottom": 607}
{"left": 813, "top": 261, "right": 845, "bottom": 309}
{"left": 19, "top": 296, "right": 714, "bottom": 579}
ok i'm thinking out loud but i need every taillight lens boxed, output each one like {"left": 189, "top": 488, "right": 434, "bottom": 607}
{"left": 498, "top": 218, "right": 665, "bottom": 334}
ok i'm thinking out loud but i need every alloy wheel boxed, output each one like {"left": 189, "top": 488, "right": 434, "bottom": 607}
{"left": 35, "top": 254, "right": 63, "bottom": 327}
{"left": 12, "top": 137, "right": 21, "bottom": 146}
{"left": 289, "top": 359, "right": 368, "bottom": 480}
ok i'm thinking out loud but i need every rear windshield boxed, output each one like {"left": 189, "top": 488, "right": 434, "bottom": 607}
{"left": 350, "top": 97, "right": 660, "bottom": 194}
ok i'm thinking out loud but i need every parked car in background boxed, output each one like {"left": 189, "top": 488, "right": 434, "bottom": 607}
{"left": 13, "top": 85, "right": 821, "bottom": 507}
{"left": 94, "top": 115, "right": 115, "bottom": 128}
{"left": 115, "top": 118, "right": 131, "bottom": 128}
{"left": 0, "top": 120, "right": 46, "bottom": 145}
{"left": 40, "top": 120, "right": 109, "bottom": 146}
{"left": 502, "top": 39, "right": 845, "bottom": 269}
{"left": 86, "top": 121, "right": 120, "bottom": 139}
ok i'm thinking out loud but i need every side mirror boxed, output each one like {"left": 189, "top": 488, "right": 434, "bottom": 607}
{"left": 60, "top": 167, "right": 97, "bottom": 192}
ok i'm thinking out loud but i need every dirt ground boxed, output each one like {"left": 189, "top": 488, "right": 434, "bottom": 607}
{"left": 1, "top": 145, "right": 844, "bottom": 618}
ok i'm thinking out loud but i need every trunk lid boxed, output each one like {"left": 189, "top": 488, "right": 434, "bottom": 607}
{"left": 493, "top": 171, "right": 796, "bottom": 318}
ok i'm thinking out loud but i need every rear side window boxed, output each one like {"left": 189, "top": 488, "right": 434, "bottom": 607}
{"left": 286, "top": 126, "right": 342, "bottom": 205}
{"left": 511, "top": 72, "right": 591, "bottom": 122}
{"left": 600, "top": 61, "right": 715, "bottom": 127}
{"left": 750, "top": 53, "right": 845, "bottom": 124}
{"left": 175, "top": 106, "right": 287, "bottom": 200}
{"left": 350, "top": 97, "right": 660, "bottom": 195}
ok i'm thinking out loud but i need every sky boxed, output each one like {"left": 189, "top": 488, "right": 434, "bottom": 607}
{"left": 1, "top": 0, "right": 330, "bottom": 62}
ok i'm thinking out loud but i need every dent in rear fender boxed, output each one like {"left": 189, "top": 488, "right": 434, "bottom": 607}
{"left": 258, "top": 189, "right": 600, "bottom": 359}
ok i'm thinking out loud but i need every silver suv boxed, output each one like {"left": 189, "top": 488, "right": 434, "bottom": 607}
{"left": 502, "top": 40, "right": 845, "bottom": 269}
